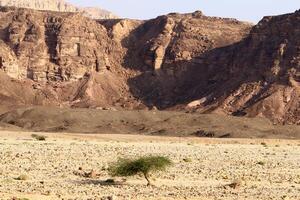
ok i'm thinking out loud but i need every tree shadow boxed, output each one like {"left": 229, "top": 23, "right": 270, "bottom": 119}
{"left": 73, "top": 179, "right": 124, "bottom": 186}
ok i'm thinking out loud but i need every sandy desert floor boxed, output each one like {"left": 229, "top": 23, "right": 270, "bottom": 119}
{"left": 0, "top": 131, "right": 299, "bottom": 200}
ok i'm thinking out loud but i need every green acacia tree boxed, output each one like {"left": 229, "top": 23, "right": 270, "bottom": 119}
{"left": 109, "top": 155, "right": 172, "bottom": 186}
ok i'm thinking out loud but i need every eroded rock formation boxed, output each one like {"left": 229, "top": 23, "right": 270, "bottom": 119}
{"left": 174, "top": 12, "right": 300, "bottom": 124}
{"left": 0, "top": 8, "right": 111, "bottom": 82}
{"left": 0, "top": 0, "right": 117, "bottom": 19}
{"left": 0, "top": 6, "right": 299, "bottom": 125}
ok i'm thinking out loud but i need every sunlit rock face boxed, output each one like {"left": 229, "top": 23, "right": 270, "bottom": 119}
{"left": 0, "top": 8, "right": 110, "bottom": 82}
{"left": 0, "top": 6, "right": 298, "bottom": 125}
{"left": 0, "top": 0, "right": 117, "bottom": 19}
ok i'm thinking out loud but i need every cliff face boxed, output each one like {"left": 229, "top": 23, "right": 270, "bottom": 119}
{"left": 210, "top": 12, "right": 300, "bottom": 124}
{"left": 121, "top": 12, "right": 251, "bottom": 108}
{"left": 175, "top": 12, "right": 300, "bottom": 124}
{"left": 0, "top": 7, "right": 298, "bottom": 124}
{"left": 0, "top": 7, "right": 110, "bottom": 81}
{"left": 0, "top": 7, "right": 130, "bottom": 109}
{"left": 0, "top": 0, "right": 77, "bottom": 12}
{"left": 0, "top": 0, "right": 117, "bottom": 19}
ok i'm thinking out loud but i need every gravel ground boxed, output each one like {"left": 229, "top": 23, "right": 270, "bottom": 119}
{"left": 0, "top": 132, "right": 299, "bottom": 200}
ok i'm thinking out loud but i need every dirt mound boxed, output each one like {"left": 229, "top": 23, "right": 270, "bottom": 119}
{"left": 0, "top": 106, "right": 299, "bottom": 139}
{"left": 0, "top": 71, "right": 60, "bottom": 107}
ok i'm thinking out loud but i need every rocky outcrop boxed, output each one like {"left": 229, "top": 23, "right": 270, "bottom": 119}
{"left": 0, "top": 0, "right": 77, "bottom": 12}
{"left": 125, "top": 12, "right": 251, "bottom": 107}
{"left": 81, "top": 7, "right": 117, "bottom": 20}
{"left": 0, "top": 7, "right": 111, "bottom": 82}
{"left": 0, "top": 0, "right": 117, "bottom": 19}
{"left": 182, "top": 12, "right": 300, "bottom": 124}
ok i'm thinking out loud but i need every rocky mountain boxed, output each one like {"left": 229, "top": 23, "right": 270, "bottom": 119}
{"left": 81, "top": 7, "right": 117, "bottom": 19}
{"left": 0, "top": 0, "right": 117, "bottom": 19}
{"left": 193, "top": 12, "right": 300, "bottom": 125}
{"left": 0, "top": 6, "right": 298, "bottom": 125}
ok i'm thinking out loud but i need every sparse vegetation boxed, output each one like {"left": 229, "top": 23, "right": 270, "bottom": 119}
{"left": 183, "top": 158, "right": 192, "bottom": 163}
{"left": 15, "top": 174, "right": 29, "bottom": 181}
{"left": 226, "top": 179, "right": 242, "bottom": 189}
{"left": 31, "top": 134, "right": 46, "bottom": 141}
{"left": 104, "top": 178, "right": 116, "bottom": 185}
{"left": 257, "top": 161, "right": 265, "bottom": 166}
{"left": 12, "top": 198, "right": 30, "bottom": 200}
{"left": 109, "top": 155, "right": 172, "bottom": 186}
{"left": 261, "top": 142, "right": 267, "bottom": 147}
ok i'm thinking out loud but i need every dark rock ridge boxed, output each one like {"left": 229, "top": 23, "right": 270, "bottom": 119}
{"left": 0, "top": 6, "right": 298, "bottom": 125}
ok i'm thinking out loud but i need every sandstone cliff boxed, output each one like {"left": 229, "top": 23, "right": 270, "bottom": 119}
{"left": 0, "top": 6, "right": 298, "bottom": 124}
{"left": 180, "top": 12, "right": 300, "bottom": 124}
{"left": 0, "top": 0, "right": 117, "bottom": 19}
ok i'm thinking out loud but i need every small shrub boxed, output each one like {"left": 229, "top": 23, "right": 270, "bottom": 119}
{"left": 15, "top": 174, "right": 29, "bottom": 181}
{"left": 109, "top": 155, "right": 172, "bottom": 186}
{"left": 104, "top": 178, "right": 115, "bottom": 184}
{"left": 257, "top": 161, "right": 265, "bottom": 166}
{"left": 193, "top": 130, "right": 215, "bottom": 137}
{"left": 12, "top": 198, "right": 30, "bottom": 200}
{"left": 183, "top": 158, "right": 192, "bottom": 163}
{"left": 261, "top": 142, "right": 267, "bottom": 146}
{"left": 31, "top": 134, "right": 46, "bottom": 141}
{"left": 226, "top": 179, "right": 242, "bottom": 189}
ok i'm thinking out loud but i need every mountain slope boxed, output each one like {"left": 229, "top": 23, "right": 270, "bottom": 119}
{"left": 0, "top": 7, "right": 250, "bottom": 109}
{"left": 182, "top": 12, "right": 300, "bottom": 124}
{"left": 0, "top": 6, "right": 298, "bottom": 125}
{"left": 0, "top": 0, "right": 117, "bottom": 19}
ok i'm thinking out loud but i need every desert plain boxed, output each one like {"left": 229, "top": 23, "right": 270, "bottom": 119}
{"left": 0, "top": 131, "right": 299, "bottom": 200}
{"left": 0, "top": 1, "right": 299, "bottom": 200}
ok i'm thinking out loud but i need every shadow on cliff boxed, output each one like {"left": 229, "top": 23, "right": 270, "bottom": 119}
{"left": 118, "top": 16, "right": 262, "bottom": 110}
{"left": 126, "top": 36, "right": 286, "bottom": 114}
{"left": 119, "top": 16, "right": 173, "bottom": 72}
